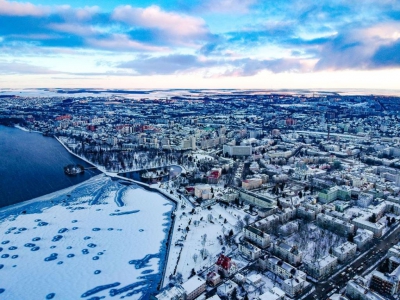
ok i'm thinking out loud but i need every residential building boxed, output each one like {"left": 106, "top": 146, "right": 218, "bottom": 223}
{"left": 239, "top": 241, "right": 262, "bottom": 260}
{"left": 259, "top": 255, "right": 306, "bottom": 281}
{"left": 253, "top": 215, "right": 280, "bottom": 231}
{"left": 257, "top": 287, "right": 285, "bottom": 300}
{"left": 243, "top": 226, "right": 271, "bottom": 248}
{"left": 239, "top": 190, "right": 277, "bottom": 208}
{"left": 242, "top": 178, "right": 262, "bottom": 190}
{"left": 388, "top": 244, "right": 400, "bottom": 259}
{"left": 369, "top": 269, "right": 400, "bottom": 297}
{"left": 206, "top": 272, "right": 221, "bottom": 286}
{"left": 217, "top": 280, "right": 238, "bottom": 299}
{"left": 223, "top": 144, "right": 252, "bottom": 156}
{"left": 276, "top": 207, "right": 297, "bottom": 223}
{"left": 304, "top": 254, "right": 338, "bottom": 280}
{"left": 297, "top": 206, "right": 317, "bottom": 220}
{"left": 332, "top": 241, "right": 357, "bottom": 263}
{"left": 318, "top": 186, "right": 350, "bottom": 203}
{"left": 346, "top": 280, "right": 386, "bottom": 300}
{"left": 215, "top": 254, "right": 237, "bottom": 277}
{"left": 152, "top": 286, "right": 185, "bottom": 300}
{"left": 352, "top": 217, "right": 385, "bottom": 238}
{"left": 282, "top": 277, "right": 306, "bottom": 298}
{"left": 358, "top": 192, "right": 374, "bottom": 208}
{"left": 389, "top": 256, "right": 400, "bottom": 273}
{"left": 272, "top": 240, "right": 303, "bottom": 266}
{"left": 181, "top": 275, "right": 206, "bottom": 300}
{"left": 316, "top": 213, "right": 355, "bottom": 236}
{"left": 354, "top": 229, "right": 374, "bottom": 250}
{"left": 194, "top": 184, "right": 212, "bottom": 200}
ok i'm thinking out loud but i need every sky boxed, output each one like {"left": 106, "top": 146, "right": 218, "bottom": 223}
{"left": 0, "top": 0, "right": 400, "bottom": 89}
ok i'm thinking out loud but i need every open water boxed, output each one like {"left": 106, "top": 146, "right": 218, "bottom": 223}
{"left": 0, "top": 126, "right": 101, "bottom": 208}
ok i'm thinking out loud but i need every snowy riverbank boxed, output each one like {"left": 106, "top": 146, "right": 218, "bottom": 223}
{"left": 14, "top": 124, "right": 42, "bottom": 134}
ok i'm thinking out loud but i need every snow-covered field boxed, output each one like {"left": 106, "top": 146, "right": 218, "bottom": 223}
{"left": 0, "top": 175, "right": 174, "bottom": 300}
{"left": 163, "top": 201, "right": 254, "bottom": 285}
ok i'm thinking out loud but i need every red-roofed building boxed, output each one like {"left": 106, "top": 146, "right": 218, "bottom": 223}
{"left": 208, "top": 168, "right": 222, "bottom": 184}
{"left": 55, "top": 115, "right": 72, "bottom": 121}
{"left": 206, "top": 272, "right": 221, "bottom": 286}
{"left": 215, "top": 254, "right": 237, "bottom": 277}
{"left": 185, "top": 187, "right": 195, "bottom": 195}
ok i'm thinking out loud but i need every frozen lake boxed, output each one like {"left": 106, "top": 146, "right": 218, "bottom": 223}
{"left": 0, "top": 175, "right": 174, "bottom": 299}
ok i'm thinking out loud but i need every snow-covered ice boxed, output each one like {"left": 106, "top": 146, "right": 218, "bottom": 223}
{"left": 0, "top": 175, "right": 175, "bottom": 299}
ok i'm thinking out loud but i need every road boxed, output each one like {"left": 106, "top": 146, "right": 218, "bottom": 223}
{"left": 305, "top": 223, "right": 400, "bottom": 300}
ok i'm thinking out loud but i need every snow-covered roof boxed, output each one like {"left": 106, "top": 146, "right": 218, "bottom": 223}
{"left": 258, "top": 287, "right": 285, "bottom": 300}
{"left": 308, "top": 254, "right": 338, "bottom": 268}
{"left": 155, "top": 286, "right": 185, "bottom": 300}
{"left": 217, "top": 280, "right": 238, "bottom": 297}
{"left": 181, "top": 275, "right": 206, "bottom": 294}
{"left": 333, "top": 241, "right": 357, "bottom": 254}
{"left": 283, "top": 276, "right": 305, "bottom": 288}
{"left": 354, "top": 229, "right": 374, "bottom": 243}
{"left": 247, "top": 273, "right": 262, "bottom": 284}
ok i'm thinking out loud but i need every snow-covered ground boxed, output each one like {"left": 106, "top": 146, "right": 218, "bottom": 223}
{"left": 163, "top": 201, "right": 254, "bottom": 286}
{"left": 0, "top": 175, "right": 174, "bottom": 299}
{"left": 192, "top": 153, "right": 215, "bottom": 161}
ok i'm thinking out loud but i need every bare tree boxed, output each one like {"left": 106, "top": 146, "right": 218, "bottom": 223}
{"left": 235, "top": 219, "right": 245, "bottom": 232}
{"left": 243, "top": 214, "right": 251, "bottom": 226}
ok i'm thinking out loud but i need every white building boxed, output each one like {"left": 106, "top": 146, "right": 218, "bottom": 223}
{"left": 352, "top": 217, "right": 385, "bottom": 238}
{"left": 358, "top": 192, "right": 374, "bottom": 208}
{"left": 242, "top": 178, "right": 262, "bottom": 190}
{"left": 297, "top": 206, "right": 317, "bottom": 220}
{"left": 223, "top": 144, "right": 252, "bottom": 156}
{"left": 181, "top": 275, "right": 206, "bottom": 300}
{"left": 152, "top": 286, "right": 185, "bottom": 300}
{"left": 259, "top": 255, "right": 306, "bottom": 280}
{"left": 282, "top": 277, "right": 306, "bottom": 298}
{"left": 217, "top": 280, "right": 238, "bottom": 299}
{"left": 317, "top": 213, "right": 355, "bottom": 236}
{"left": 354, "top": 229, "right": 374, "bottom": 250}
{"left": 272, "top": 240, "right": 303, "bottom": 266}
{"left": 239, "top": 241, "right": 262, "bottom": 260}
{"left": 253, "top": 215, "right": 280, "bottom": 231}
{"left": 243, "top": 226, "right": 271, "bottom": 248}
{"left": 304, "top": 254, "right": 338, "bottom": 280}
{"left": 194, "top": 184, "right": 212, "bottom": 200}
{"left": 333, "top": 241, "right": 357, "bottom": 263}
{"left": 180, "top": 136, "right": 196, "bottom": 150}
{"left": 257, "top": 287, "right": 285, "bottom": 300}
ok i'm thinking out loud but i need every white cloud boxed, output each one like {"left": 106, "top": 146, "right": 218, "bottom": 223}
{"left": 86, "top": 34, "right": 168, "bottom": 52}
{"left": 112, "top": 5, "right": 208, "bottom": 38}
{"left": 0, "top": 0, "right": 50, "bottom": 16}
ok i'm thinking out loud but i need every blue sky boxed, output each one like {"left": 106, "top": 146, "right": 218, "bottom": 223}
{"left": 1, "top": 0, "right": 400, "bottom": 89}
